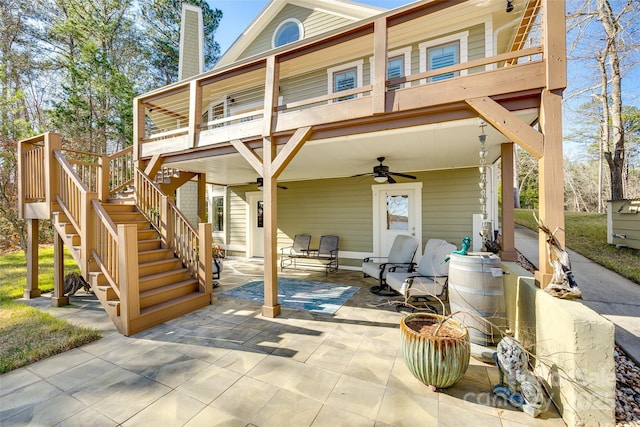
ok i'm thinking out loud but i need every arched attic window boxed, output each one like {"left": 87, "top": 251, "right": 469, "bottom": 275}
{"left": 272, "top": 18, "right": 304, "bottom": 48}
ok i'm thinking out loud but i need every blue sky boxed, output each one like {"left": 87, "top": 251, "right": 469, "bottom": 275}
{"left": 209, "top": 0, "right": 414, "bottom": 53}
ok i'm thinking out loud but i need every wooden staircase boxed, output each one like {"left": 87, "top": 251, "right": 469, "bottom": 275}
{"left": 18, "top": 133, "right": 212, "bottom": 336}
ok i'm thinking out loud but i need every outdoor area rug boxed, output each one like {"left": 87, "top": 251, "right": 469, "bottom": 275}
{"left": 219, "top": 278, "right": 360, "bottom": 315}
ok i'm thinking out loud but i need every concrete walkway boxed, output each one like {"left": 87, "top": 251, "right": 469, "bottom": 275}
{"left": 1, "top": 261, "right": 566, "bottom": 426}
{"left": 515, "top": 225, "right": 640, "bottom": 364}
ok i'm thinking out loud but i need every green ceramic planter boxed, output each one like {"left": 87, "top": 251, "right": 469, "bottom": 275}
{"left": 400, "top": 313, "right": 470, "bottom": 389}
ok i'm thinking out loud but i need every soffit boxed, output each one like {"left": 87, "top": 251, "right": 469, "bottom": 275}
{"left": 168, "top": 108, "right": 538, "bottom": 186}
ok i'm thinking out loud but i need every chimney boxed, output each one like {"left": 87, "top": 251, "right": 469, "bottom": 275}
{"left": 179, "top": 4, "right": 204, "bottom": 80}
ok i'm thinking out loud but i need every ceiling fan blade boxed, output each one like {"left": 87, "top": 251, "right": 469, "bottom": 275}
{"left": 278, "top": 184, "right": 288, "bottom": 190}
{"left": 386, "top": 175, "right": 397, "bottom": 184}
{"left": 350, "top": 172, "right": 375, "bottom": 178}
{"left": 389, "top": 172, "right": 417, "bottom": 179}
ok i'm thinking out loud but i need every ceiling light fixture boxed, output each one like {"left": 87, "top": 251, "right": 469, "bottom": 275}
{"left": 374, "top": 175, "right": 388, "bottom": 183}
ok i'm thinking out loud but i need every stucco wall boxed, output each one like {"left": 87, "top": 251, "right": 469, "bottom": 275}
{"left": 502, "top": 262, "right": 616, "bottom": 427}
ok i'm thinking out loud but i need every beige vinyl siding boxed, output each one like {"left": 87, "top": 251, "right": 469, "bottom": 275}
{"left": 278, "top": 24, "right": 484, "bottom": 105}
{"left": 277, "top": 178, "right": 373, "bottom": 253}
{"left": 467, "top": 24, "right": 486, "bottom": 73}
{"left": 280, "top": 56, "right": 371, "bottom": 106}
{"left": 225, "top": 168, "right": 481, "bottom": 265}
{"left": 229, "top": 85, "right": 265, "bottom": 116}
{"left": 609, "top": 200, "right": 640, "bottom": 249}
{"left": 227, "top": 189, "right": 248, "bottom": 254}
{"left": 419, "top": 168, "right": 479, "bottom": 245}
{"left": 239, "top": 4, "right": 353, "bottom": 61}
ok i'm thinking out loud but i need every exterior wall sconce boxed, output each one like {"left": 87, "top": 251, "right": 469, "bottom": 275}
{"left": 506, "top": 0, "right": 514, "bottom": 12}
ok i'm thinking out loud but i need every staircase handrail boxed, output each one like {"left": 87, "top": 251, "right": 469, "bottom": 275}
{"left": 54, "top": 145, "right": 134, "bottom": 200}
{"left": 166, "top": 198, "right": 200, "bottom": 278}
{"left": 135, "top": 168, "right": 202, "bottom": 279}
{"left": 91, "top": 199, "right": 121, "bottom": 298}
{"left": 53, "top": 150, "right": 91, "bottom": 235}
{"left": 53, "top": 149, "right": 98, "bottom": 277}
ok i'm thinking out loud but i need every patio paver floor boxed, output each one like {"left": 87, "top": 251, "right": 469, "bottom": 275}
{"left": 1, "top": 260, "right": 566, "bottom": 426}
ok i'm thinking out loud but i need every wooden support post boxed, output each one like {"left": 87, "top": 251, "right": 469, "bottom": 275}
{"left": 45, "top": 132, "right": 62, "bottom": 215}
{"left": 118, "top": 224, "right": 140, "bottom": 336}
{"left": 536, "top": 89, "right": 565, "bottom": 287}
{"left": 160, "top": 195, "right": 174, "bottom": 248}
{"left": 372, "top": 17, "right": 388, "bottom": 115}
{"left": 500, "top": 143, "right": 517, "bottom": 262}
{"left": 197, "top": 173, "right": 206, "bottom": 224}
{"left": 51, "top": 228, "right": 68, "bottom": 307}
{"left": 536, "top": 0, "right": 567, "bottom": 286}
{"left": 24, "top": 219, "right": 41, "bottom": 299}
{"left": 198, "top": 223, "right": 212, "bottom": 296}
{"left": 261, "top": 137, "right": 281, "bottom": 318}
{"left": 188, "top": 80, "right": 203, "bottom": 148}
{"left": 81, "top": 191, "right": 98, "bottom": 277}
{"left": 98, "top": 155, "right": 110, "bottom": 202}
{"left": 133, "top": 97, "right": 145, "bottom": 162}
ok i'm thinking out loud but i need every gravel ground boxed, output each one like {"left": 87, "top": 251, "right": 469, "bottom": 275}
{"left": 616, "top": 346, "right": 640, "bottom": 427}
{"left": 515, "top": 250, "right": 640, "bottom": 426}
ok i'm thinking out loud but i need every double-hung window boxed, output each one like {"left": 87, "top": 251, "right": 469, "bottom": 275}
{"left": 327, "top": 60, "right": 363, "bottom": 103}
{"left": 419, "top": 32, "right": 468, "bottom": 83}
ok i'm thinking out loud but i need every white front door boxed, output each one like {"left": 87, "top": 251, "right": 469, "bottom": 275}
{"left": 247, "top": 192, "right": 264, "bottom": 258}
{"left": 373, "top": 183, "right": 423, "bottom": 257}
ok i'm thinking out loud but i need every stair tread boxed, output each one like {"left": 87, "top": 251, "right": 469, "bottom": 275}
{"left": 138, "top": 247, "right": 173, "bottom": 255}
{"left": 139, "top": 268, "right": 191, "bottom": 281}
{"left": 139, "top": 291, "right": 206, "bottom": 316}
{"left": 139, "top": 258, "right": 181, "bottom": 268}
{"left": 139, "top": 278, "right": 198, "bottom": 297}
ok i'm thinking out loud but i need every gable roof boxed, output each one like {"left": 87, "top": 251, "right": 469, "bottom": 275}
{"left": 214, "top": 0, "right": 386, "bottom": 69}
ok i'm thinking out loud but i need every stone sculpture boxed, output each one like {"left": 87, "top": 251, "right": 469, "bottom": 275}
{"left": 493, "top": 335, "right": 547, "bottom": 417}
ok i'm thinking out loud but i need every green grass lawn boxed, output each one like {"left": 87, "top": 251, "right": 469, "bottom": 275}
{"left": 0, "top": 246, "right": 100, "bottom": 374}
{"left": 515, "top": 209, "right": 640, "bottom": 284}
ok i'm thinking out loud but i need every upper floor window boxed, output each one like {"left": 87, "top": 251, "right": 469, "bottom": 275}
{"left": 368, "top": 47, "right": 412, "bottom": 91}
{"left": 272, "top": 18, "right": 303, "bottom": 48}
{"left": 327, "top": 60, "right": 364, "bottom": 103}
{"left": 427, "top": 43, "right": 459, "bottom": 81}
{"left": 419, "top": 32, "right": 468, "bottom": 83}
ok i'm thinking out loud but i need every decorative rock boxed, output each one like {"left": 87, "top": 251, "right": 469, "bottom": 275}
{"left": 615, "top": 346, "right": 640, "bottom": 427}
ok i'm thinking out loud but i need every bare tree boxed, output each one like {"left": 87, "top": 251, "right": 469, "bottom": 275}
{"left": 566, "top": 0, "right": 640, "bottom": 202}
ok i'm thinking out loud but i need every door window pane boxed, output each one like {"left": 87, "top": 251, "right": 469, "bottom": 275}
{"left": 386, "top": 195, "right": 409, "bottom": 230}
{"left": 213, "top": 196, "right": 224, "bottom": 232}
{"left": 257, "top": 201, "right": 264, "bottom": 228}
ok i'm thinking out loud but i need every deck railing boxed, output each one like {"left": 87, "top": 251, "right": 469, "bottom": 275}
{"left": 135, "top": 0, "right": 544, "bottom": 158}
{"left": 21, "top": 143, "right": 47, "bottom": 202}
{"left": 104, "top": 147, "right": 134, "bottom": 196}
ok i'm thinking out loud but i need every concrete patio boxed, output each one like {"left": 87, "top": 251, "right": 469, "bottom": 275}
{"left": 1, "top": 260, "right": 565, "bottom": 426}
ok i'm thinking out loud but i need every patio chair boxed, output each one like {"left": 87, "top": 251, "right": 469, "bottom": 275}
{"left": 385, "top": 238, "right": 456, "bottom": 312}
{"left": 362, "top": 235, "right": 419, "bottom": 295}
{"left": 310, "top": 235, "right": 339, "bottom": 275}
{"left": 280, "top": 234, "right": 312, "bottom": 270}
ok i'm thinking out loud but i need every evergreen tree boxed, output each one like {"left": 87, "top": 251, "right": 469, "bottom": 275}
{"left": 140, "top": 0, "right": 222, "bottom": 87}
